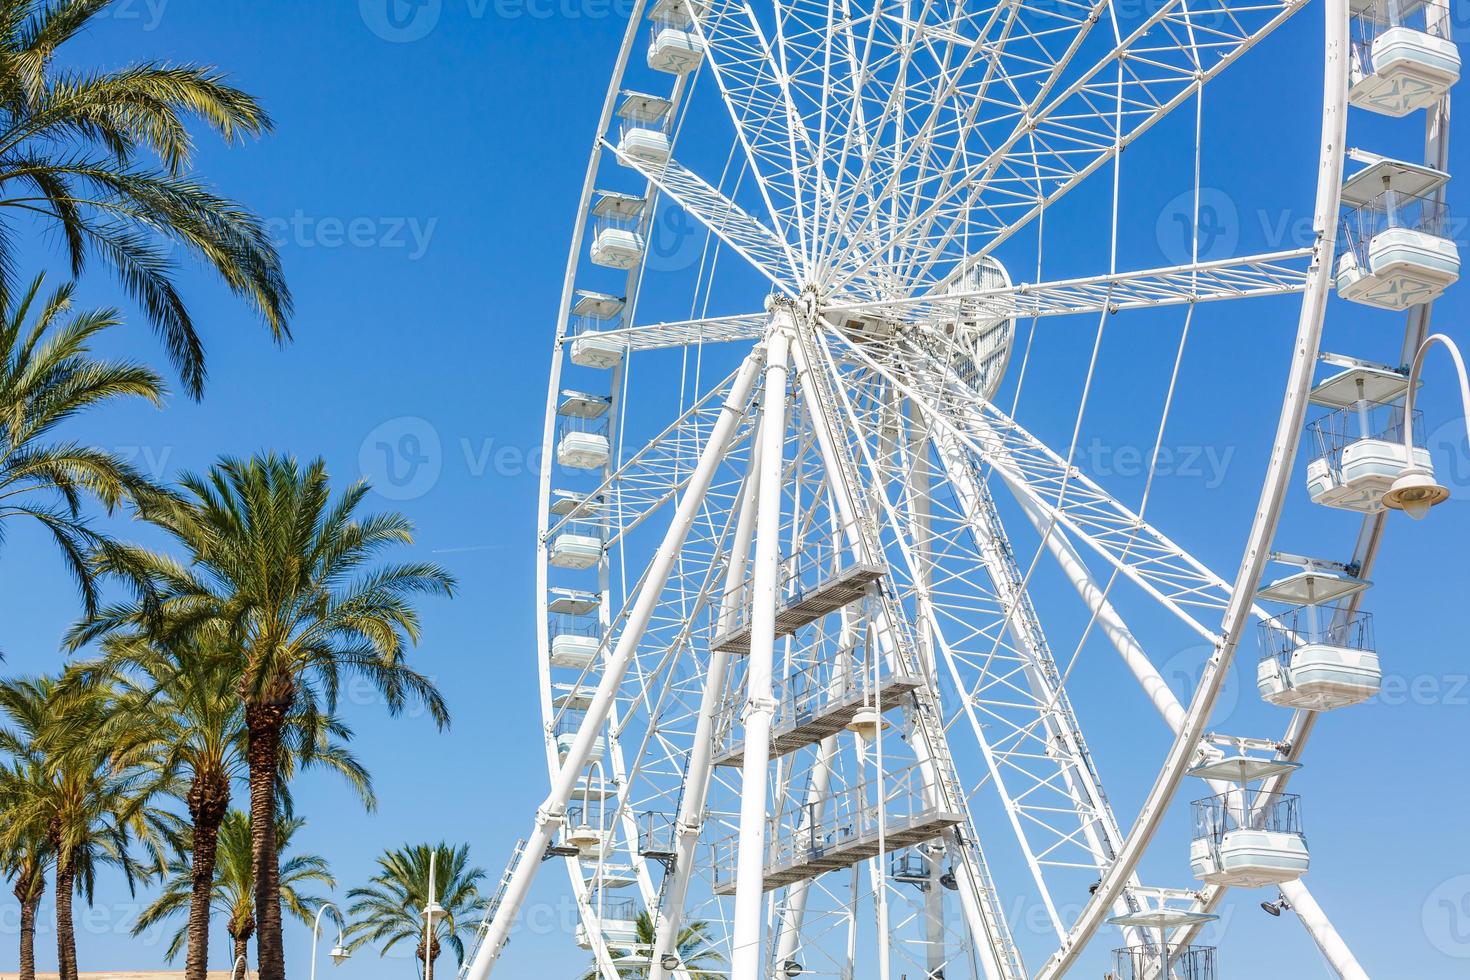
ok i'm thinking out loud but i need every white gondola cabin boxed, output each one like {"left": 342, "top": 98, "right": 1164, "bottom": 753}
{"left": 549, "top": 590, "right": 602, "bottom": 669}
{"left": 1257, "top": 568, "right": 1381, "bottom": 710}
{"left": 556, "top": 390, "right": 612, "bottom": 470}
{"left": 568, "top": 291, "right": 627, "bottom": 369}
{"left": 574, "top": 897, "right": 641, "bottom": 950}
{"left": 1336, "top": 158, "right": 1459, "bottom": 310}
{"left": 647, "top": 0, "right": 705, "bottom": 74}
{"left": 548, "top": 492, "right": 605, "bottom": 570}
{"left": 615, "top": 92, "right": 673, "bottom": 169}
{"left": 555, "top": 712, "right": 606, "bottom": 764}
{"left": 1106, "top": 911, "right": 1219, "bottom": 980}
{"left": 1188, "top": 757, "right": 1310, "bottom": 889}
{"left": 589, "top": 191, "right": 647, "bottom": 270}
{"left": 1350, "top": 0, "right": 1460, "bottom": 116}
{"left": 1305, "top": 361, "right": 1432, "bottom": 512}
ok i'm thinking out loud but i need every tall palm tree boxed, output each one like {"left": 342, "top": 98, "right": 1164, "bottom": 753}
{"left": 0, "top": 759, "right": 51, "bottom": 980}
{"left": 0, "top": 273, "right": 165, "bottom": 617}
{"left": 580, "top": 913, "right": 725, "bottom": 980}
{"left": 75, "top": 453, "right": 457, "bottom": 980}
{"left": 345, "top": 843, "right": 486, "bottom": 976}
{"left": 72, "top": 628, "right": 375, "bottom": 980}
{"left": 134, "top": 810, "right": 334, "bottom": 969}
{"left": 0, "top": 0, "right": 292, "bottom": 397}
{"left": 0, "top": 674, "right": 173, "bottom": 980}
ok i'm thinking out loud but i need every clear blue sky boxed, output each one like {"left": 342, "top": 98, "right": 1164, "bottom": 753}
{"left": 2, "top": 2, "right": 1469, "bottom": 978}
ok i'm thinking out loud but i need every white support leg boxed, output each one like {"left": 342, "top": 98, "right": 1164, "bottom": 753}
{"left": 1278, "top": 879, "right": 1369, "bottom": 980}
{"left": 731, "top": 323, "right": 795, "bottom": 978}
{"left": 789, "top": 330, "right": 1017, "bottom": 980}
{"left": 649, "top": 423, "right": 766, "bottom": 980}
{"left": 463, "top": 348, "right": 766, "bottom": 980}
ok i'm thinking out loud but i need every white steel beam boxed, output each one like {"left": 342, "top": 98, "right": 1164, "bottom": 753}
{"left": 465, "top": 346, "right": 767, "bottom": 980}
{"left": 730, "top": 321, "right": 795, "bottom": 977}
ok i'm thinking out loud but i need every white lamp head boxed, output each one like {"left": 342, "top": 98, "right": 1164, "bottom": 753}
{"left": 330, "top": 944, "right": 350, "bottom": 966}
{"left": 1383, "top": 464, "right": 1450, "bottom": 519}
{"left": 845, "top": 708, "right": 886, "bottom": 740}
{"left": 423, "top": 901, "right": 450, "bottom": 927}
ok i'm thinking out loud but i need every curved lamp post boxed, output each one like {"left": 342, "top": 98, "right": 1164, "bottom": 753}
{"left": 423, "top": 849, "right": 450, "bottom": 980}
{"left": 310, "top": 902, "right": 350, "bottom": 980}
{"left": 232, "top": 955, "right": 248, "bottom": 980}
{"left": 1385, "top": 333, "right": 1470, "bottom": 518}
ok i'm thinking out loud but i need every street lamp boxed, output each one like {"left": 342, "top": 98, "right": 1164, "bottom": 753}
{"left": 232, "top": 954, "right": 248, "bottom": 980}
{"left": 1384, "top": 333, "right": 1470, "bottom": 518}
{"left": 311, "top": 902, "right": 350, "bottom": 980}
{"left": 423, "top": 849, "right": 450, "bottom": 980}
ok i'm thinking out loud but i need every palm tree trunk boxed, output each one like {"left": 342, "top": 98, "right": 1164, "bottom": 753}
{"left": 231, "top": 924, "right": 253, "bottom": 976}
{"left": 245, "top": 698, "right": 289, "bottom": 980}
{"left": 185, "top": 769, "right": 230, "bottom": 980}
{"left": 14, "top": 871, "right": 43, "bottom": 980}
{"left": 54, "top": 853, "right": 79, "bottom": 980}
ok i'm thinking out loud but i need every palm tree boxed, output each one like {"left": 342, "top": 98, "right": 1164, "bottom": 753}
{"left": 72, "top": 628, "right": 375, "bottom": 980}
{"left": 0, "top": 759, "right": 51, "bottom": 980}
{"left": 0, "top": 0, "right": 292, "bottom": 397}
{"left": 134, "top": 810, "right": 334, "bottom": 969}
{"left": 0, "top": 674, "right": 173, "bottom": 980}
{"left": 345, "top": 843, "right": 486, "bottom": 976}
{"left": 75, "top": 453, "right": 457, "bottom": 980}
{"left": 0, "top": 273, "right": 165, "bottom": 617}
{"left": 580, "top": 913, "right": 725, "bottom": 980}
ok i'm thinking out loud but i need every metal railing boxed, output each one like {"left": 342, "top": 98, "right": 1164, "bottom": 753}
{"left": 558, "top": 413, "right": 611, "bottom": 439}
{"left": 1339, "top": 191, "right": 1453, "bottom": 266}
{"left": 1192, "top": 790, "right": 1303, "bottom": 843}
{"left": 713, "top": 650, "right": 910, "bottom": 749}
{"left": 1351, "top": 0, "right": 1449, "bottom": 44}
{"left": 1109, "top": 944, "right": 1218, "bottom": 980}
{"left": 709, "top": 763, "right": 946, "bottom": 890}
{"left": 1306, "top": 399, "right": 1422, "bottom": 468}
{"left": 1259, "top": 606, "right": 1374, "bottom": 667}
{"left": 715, "top": 519, "right": 879, "bottom": 637}
{"left": 550, "top": 611, "right": 602, "bottom": 639}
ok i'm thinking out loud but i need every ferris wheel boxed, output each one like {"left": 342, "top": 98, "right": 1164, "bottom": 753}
{"left": 465, "top": 0, "right": 1460, "bottom": 975}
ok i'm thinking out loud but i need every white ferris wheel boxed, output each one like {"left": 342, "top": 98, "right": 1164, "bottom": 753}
{"left": 466, "top": 0, "right": 1462, "bottom": 975}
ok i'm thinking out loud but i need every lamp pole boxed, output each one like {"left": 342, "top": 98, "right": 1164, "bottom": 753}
{"left": 232, "top": 954, "right": 248, "bottom": 980}
{"left": 310, "top": 902, "right": 348, "bottom": 980}
{"left": 1385, "top": 333, "right": 1470, "bottom": 515}
{"left": 425, "top": 849, "right": 441, "bottom": 980}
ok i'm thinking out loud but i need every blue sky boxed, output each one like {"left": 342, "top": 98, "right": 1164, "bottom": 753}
{"left": 2, "top": 1, "right": 1469, "bottom": 978}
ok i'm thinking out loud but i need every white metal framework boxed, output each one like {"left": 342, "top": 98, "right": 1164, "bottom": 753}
{"left": 464, "top": 0, "right": 1458, "bottom": 976}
